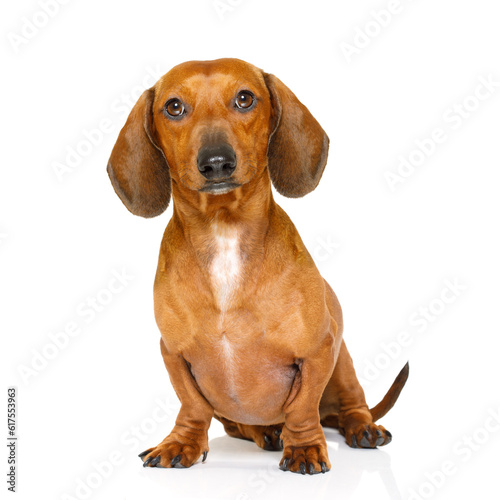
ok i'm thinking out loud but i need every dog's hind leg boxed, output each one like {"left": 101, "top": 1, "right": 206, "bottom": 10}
{"left": 319, "top": 340, "right": 407, "bottom": 448}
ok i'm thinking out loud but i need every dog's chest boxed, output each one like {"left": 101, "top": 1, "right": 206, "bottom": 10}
{"left": 209, "top": 223, "right": 242, "bottom": 312}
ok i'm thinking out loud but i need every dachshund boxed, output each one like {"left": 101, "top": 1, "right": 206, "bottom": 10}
{"left": 107, "top": 58, "right": 409, "bottom": 475}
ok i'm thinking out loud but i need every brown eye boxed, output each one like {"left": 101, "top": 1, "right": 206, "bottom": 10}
{"left": 164, "top": 98, "right": 185, "bottom": 117}
{"left": 235, "top": 91, "right": 255, "bottom": 110}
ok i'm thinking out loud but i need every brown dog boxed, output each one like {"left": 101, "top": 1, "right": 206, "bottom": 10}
{"left": 107, "top": 58, "right": 408, "bottom": 475}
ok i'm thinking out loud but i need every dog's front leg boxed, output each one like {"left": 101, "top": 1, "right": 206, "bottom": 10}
{"left": 140, "top": 339, "right": 214, "bottom": 469}
{"left": 279, "top": 341, "right": 334, "bottom": 475}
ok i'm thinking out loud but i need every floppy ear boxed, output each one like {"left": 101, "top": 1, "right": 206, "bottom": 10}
{"left": 263, "top": 73, "right": 329, "bottom": 198}
{"left": 107, "top": 87, "right": 171, "bottom": 218}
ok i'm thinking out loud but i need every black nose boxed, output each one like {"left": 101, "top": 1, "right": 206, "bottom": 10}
{"left": 197, "top": 144, "right": 237, "bottom": 180}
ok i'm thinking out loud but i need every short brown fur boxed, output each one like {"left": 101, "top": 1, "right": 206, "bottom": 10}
{"left": 108, "top": 58, "right": 408, "bottom": 474}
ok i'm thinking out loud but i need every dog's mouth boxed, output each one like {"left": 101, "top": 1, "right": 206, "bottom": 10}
{"left": 199, "top": 181, "right": 241, "bottom": 195}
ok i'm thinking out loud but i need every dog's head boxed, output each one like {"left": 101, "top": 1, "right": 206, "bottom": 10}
{"left": 107, "top": 58, "right": 329, "bottom": 217}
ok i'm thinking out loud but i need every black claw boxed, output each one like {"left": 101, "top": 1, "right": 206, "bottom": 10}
{"left": 274, "top": 429, "right": 281, "bottom": 437}
{"left": 150, "top": 456, "right": 161, "bottom": 467}
{"left": 320, "top": 462, "right": 328, "bottom": 474}
{"left": 143, "top": 457, "right": 153, "bottom": 467}
{"left": 309, "top": 463, "right": 315, "bottom": 475}
{"left": 299, "top": 462, "right": 306, "bottom": 475}
{"left": 351, "top": 435, "right": 358, "bottom": 448}
{"left": 263, "top": 434, "right": 273, "bottom": 450}
{"left": 386, "top": 430, "right": 392, "bottom": 438}
{"left": 280, "top": 458, "right": 290, "bottom": 471}
{"left": 202, "top": 451, "right": 208, "bottom": 462}
{"left": 376, "top": 429, "right": 382, "bottom": 437}
{"left": 138, "top": 450, "right": 149, "bottom": 459}
{"left": 170, "top": 455, "right": 182, "bottom": 467}
{"left": 376, "top": 437, "right": 385, "bottom": 446}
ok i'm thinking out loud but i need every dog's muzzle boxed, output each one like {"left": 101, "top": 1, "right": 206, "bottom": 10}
{"left": 197, "top": 143, "right": 239, "bottom": 194}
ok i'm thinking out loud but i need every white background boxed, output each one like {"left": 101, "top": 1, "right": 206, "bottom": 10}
{"left": 2, "top": 1, "right": 500, "bottom": 499}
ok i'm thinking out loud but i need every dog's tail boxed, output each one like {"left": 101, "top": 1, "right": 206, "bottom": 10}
{"left": 369, "top": 362, "right": 409, "bottom": 421}
{"left": 321, "top": 362, "right": 409, "bottom": 428}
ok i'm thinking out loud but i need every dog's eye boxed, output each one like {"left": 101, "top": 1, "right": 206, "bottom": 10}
{"left": 235, "top": 91, "right": 255, "bottom": 110}
{"left": 164, "top": 98, "right": 185, "bottom": 117}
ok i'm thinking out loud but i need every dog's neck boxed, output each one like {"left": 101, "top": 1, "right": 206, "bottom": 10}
{"left": 171, "top": 169, "right": 274, "bottom": 312}
{"left": 171, "top": 169, "right": 273, "bottom": 254}
{"left": 171, "top": 168, "right": 274, "bottom": 264}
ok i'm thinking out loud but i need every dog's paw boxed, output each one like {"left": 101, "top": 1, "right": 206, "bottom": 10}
{"left": 257, "top": 425, "right": 284, "bottom": 451}
{"left": 279, "top": 444, "right": 330, "bottom": 475}
{"left": 139, "top": 439, "right": 208, "bottom": 469}
{"left": 218, "top": 417, "right": 284, "bottom": 451}
{"left": 345, "top": 423, "right": 392, "bottom": 448}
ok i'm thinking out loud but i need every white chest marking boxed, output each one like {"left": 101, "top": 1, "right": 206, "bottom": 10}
{"left": 210, "top": 223, "right": 241, "bottom": 313}
{"left": 219, "top": 335, "right": 238, "bottom": 400}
